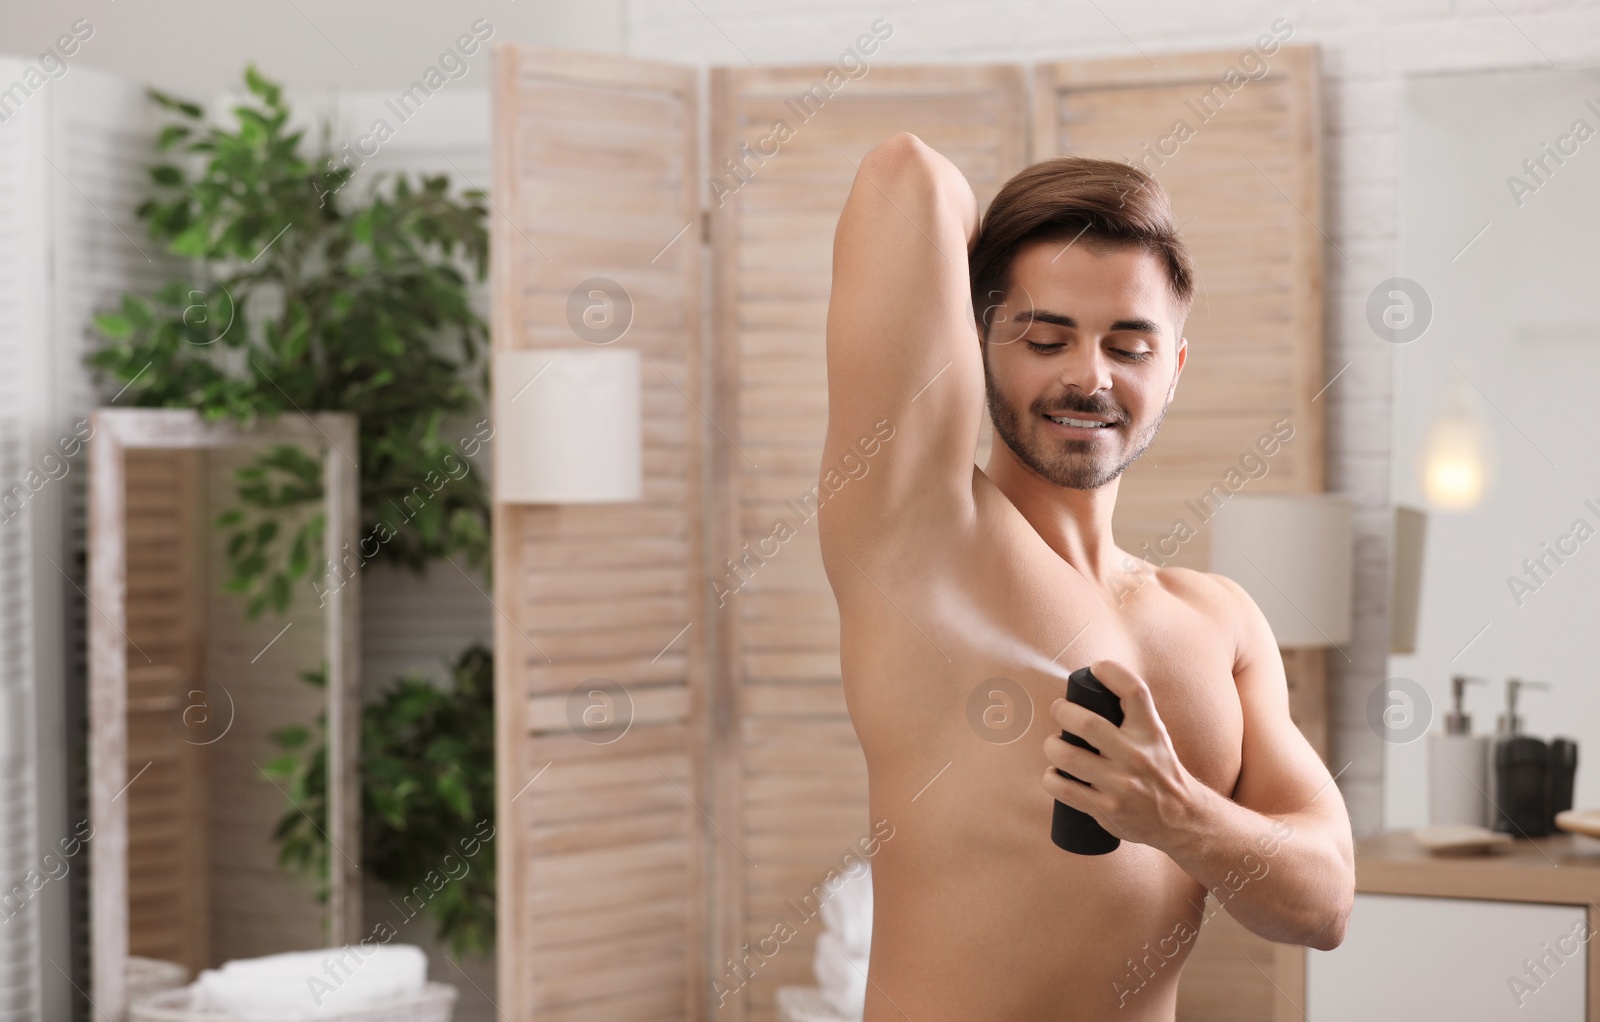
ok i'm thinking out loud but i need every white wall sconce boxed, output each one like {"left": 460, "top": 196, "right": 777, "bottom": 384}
{"left": 1418, "top": 378, "right": 1494, "bottom": 513}
{"left": 1209, "top": 493, "right": 1354, "bottom": 648}
{"left": 493, "top": 348, "right": 642, "bottom": 504}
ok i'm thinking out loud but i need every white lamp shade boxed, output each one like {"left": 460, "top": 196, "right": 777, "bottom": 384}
{"left": 493, "top": 348, "right": 641, "bottom": 504}
{"left": 1207, "top": 493, "right": 1353, "bottom": 648}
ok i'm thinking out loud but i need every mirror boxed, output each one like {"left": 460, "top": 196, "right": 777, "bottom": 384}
{"left": 88, "top": 408, "right": 362, "bottom": 1019}
{"left": 1387, "top": 66, "right": 1600, "bottom": 826}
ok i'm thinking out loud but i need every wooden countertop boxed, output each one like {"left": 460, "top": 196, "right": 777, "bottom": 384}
{"left": 1355, "top": 829, "right": 1600, "bottom": 905}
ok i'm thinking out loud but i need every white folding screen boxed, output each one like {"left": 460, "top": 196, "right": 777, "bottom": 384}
{"left": 0, "top": 59, "right": 174, "bottom": 1022}
{"left": 0, "top": 57, "right": 53, "bottom": 1022}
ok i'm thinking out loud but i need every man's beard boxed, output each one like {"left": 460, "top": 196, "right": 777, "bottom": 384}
{"left": 982, "top": 354, "right": 1168, "bottom": 491}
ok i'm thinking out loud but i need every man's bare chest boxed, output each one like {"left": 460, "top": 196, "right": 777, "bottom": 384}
{"left": 839, "top": 542, "right": 1245, "bottom": 800}
{"left": 999, "top": 557, "right": 1241, "bottom": 798}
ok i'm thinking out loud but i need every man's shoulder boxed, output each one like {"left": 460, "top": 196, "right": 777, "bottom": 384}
{"left": 1166, "top": 568, "right": 1283, "bottom": 679}
{"left": 1145, "top": 563, "right": 1241, "bottom": 614}
{"left": 1144, "top": 565, "right": 1254, "bottom": 664}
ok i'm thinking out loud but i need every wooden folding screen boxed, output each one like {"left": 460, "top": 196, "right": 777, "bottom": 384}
{"left": 1035, "top": 46, "right": 1326, "bottom": 1022}
{"left": 707, "top": 63, "right": 1028, "bottom": 1022}
{"left": 493, "top": 42, "right": 1323, "bottom": 1022}
{"left": 489, "top": 46, "right": 708, "bottom": 1022}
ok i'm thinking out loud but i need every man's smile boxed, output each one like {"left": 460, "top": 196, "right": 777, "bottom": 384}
{"left": 1044, "top": 412, "right": 1118, "bottom": 435}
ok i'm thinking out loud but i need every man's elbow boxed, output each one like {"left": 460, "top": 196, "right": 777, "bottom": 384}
{"left": 1299, "top": 838, "right": 1350, "bottom": 953}
{"left": 852, "top": 133, "right": 975, "bottom": 230}
{"left": 1306, "top": 897, "right": 1352, "bottom": 952}
{"left": 1305, "top": 860, "right": 1355, "bottom": 951}
{"left": 860, "top": 132, "right": 934, "bottom": 179}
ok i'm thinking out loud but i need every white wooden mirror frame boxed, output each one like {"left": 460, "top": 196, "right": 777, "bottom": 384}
{"left": 87, "top": 407, "right": 362, "bottom": 1020}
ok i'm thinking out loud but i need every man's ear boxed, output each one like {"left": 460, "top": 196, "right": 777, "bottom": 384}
{"left": 1168, "top": 333, "right": 1187, "bottom": 401}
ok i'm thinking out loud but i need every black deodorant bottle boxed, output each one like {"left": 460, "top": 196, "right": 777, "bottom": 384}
{"left": 1051, "top": 665, "right": 1125, "bottom": 855}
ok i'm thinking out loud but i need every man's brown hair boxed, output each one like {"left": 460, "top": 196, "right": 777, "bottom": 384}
{"left": 968, "top": 156, "right": 1196, "bottom": 341}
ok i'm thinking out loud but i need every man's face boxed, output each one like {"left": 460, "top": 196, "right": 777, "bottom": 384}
{"left": 979, "top": 238, "right": 1186, "bottom": 491}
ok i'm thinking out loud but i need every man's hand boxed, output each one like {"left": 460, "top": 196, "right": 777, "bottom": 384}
{"left": 1039, "top": 658, "right": 1201, "bottom": 851}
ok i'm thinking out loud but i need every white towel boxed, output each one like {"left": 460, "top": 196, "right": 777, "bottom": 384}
{"left": 818, "top": 866, "right": 873, "bottom": 953}
{"left": 191, "top": 944, "right": 426, "bottom": 1018}
{"left": 812, "top": 866, "right": 873, "bottom": 1020}
{"left": 813, "top": 931, "right": 869, "bottom": 1019}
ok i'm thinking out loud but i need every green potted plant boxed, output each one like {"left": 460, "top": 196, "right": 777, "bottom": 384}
{"left": 89, "top": 64, "right": 499, "bottom": 956}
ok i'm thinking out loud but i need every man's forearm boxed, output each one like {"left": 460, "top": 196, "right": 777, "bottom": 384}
{"left": 1163, "top": 781, "right": 1354, "bottom": 951}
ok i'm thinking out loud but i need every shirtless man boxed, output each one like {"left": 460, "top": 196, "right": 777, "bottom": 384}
{"left": 817, "top": 133, "right": 1355, "bottom": 1021}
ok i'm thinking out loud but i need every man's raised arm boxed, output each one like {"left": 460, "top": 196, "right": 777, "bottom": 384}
{"left": 818, "top": 133, "right": 988, "bottom": 564}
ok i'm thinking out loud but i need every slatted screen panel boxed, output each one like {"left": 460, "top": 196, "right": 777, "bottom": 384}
{"left": 0, "top": 61, "right": 48, "bottom": 1022}
{"left": 1033, "top": 45, "right": 1327, "bottom": 557}
{"left": 0, "top": 61, "right": 180, "bottom": 1022}
{"left": 122, "top": 449, "right": 208, "bottom": 974}
{"left": 1033, "top": 46, "right": 1326, "bottom": 1022}
{"left": 489, "top": 45, "right": 706, "bottom": 1022}
{"left": 708, "top": 64, "right": 1028, "bottom": 1022}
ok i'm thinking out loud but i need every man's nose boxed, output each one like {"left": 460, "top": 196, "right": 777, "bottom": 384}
{"left": 1054, "top": 342, "right": 1113, "bottom": 395}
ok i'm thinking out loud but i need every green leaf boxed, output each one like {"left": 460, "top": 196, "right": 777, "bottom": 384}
{"left": 271, "top": 723, "right": 309, "bottom": 749}
{"left": 170, "top": 223, "right": 211, "bottom": 258}
{"left": 243, "top": 64, "right": 282, "bottom": 107}
{"left": 247, "top": 590, "right": 271, "bottom": 619}
{"left": 436, "top": 771, "right": 471, "bottom": 818}
{"left": 121, "top": 293, "right": 153, "bottom": 328}
{"left": 156, "top": 124, "right": 192, "bottom": 151}
{"left": 288, "top": 529, "right": 310, "bottom": 576}
{"left": 261, "top": 753, "right": 298, "bottom": 777}
{"left": 93, "top": 313, "right": 133, "bottom": 340}
{"left": 146, "top": 87, "right": 204, "bottom": 119}
{"left": 271, "top": 814, "right": 301, "bottom": 841}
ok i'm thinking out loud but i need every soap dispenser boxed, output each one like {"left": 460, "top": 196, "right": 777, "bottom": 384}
{"left": 1492, "top": 678, "right": 1551, "bottom": 837}
{"left": 1547, "top": 735, "right": 1579, "bottom": 832}
{"left": 1427, "top": 675, "right": 1489, "bottom": 826}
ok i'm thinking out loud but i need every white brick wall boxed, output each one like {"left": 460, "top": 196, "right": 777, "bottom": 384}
{"left": 626, "top": 0, "right": 1600, "bottom": 837}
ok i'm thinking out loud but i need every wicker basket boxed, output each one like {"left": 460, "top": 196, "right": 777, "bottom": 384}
{"left": 776, "top": 985, "right": 860, "bottom": 1022}
{"left": 129, "top": 980, "right": 457, "bottom": 1022}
